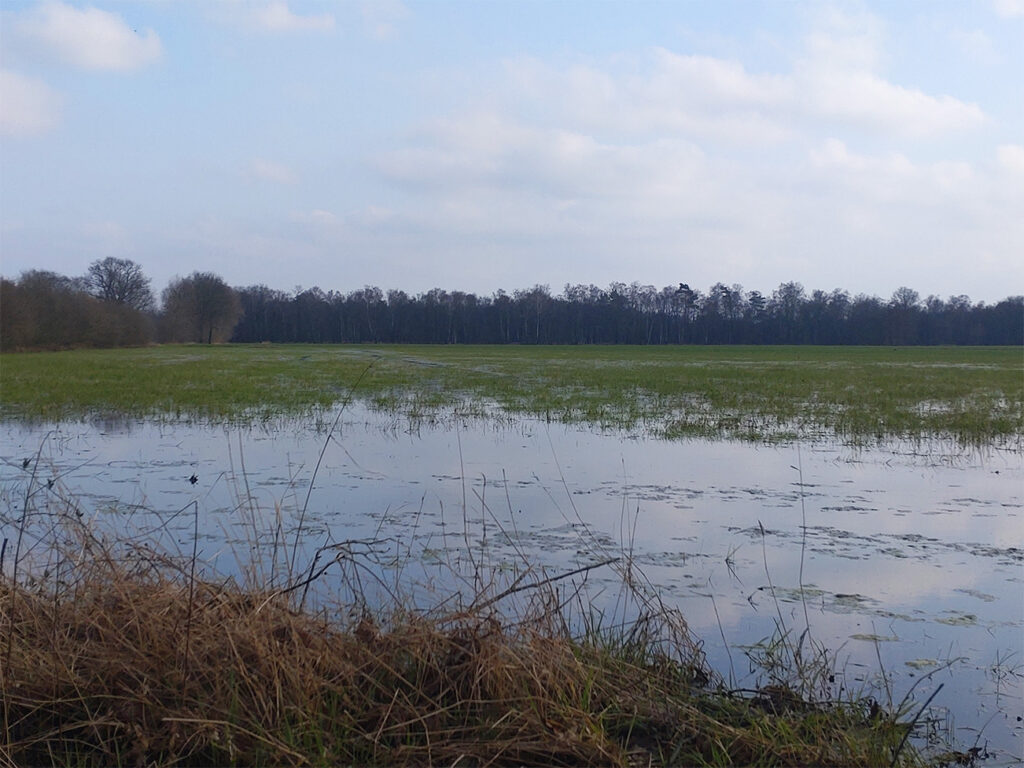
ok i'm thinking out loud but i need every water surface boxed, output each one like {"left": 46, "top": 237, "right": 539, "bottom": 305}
{"left": 2, "top": 407, "right": 1021, "bottom": 762}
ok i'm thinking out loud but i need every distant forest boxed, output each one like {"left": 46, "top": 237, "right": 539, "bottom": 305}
{"left": 2, "top": 259, "right": 1022, "bottom": 350}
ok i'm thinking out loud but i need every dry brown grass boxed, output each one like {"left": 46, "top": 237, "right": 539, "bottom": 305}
{"left": 0, "top": 480, "right": 936, "bottom": 767}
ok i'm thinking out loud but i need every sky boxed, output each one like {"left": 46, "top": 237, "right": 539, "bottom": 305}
{"left": 1, "top": 0, "right": 1022, "bottom": 304}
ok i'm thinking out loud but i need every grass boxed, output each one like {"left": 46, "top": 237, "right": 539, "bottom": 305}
{"left": 1, "top": 470, "right": 946, "bottom": 768}
{"left": 1, "top": 344, "right": 1021, "bottom": 445}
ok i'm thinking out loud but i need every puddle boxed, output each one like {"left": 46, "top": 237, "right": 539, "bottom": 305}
{"left": 0, "top": 405, "right": 1022, "bottom": 762}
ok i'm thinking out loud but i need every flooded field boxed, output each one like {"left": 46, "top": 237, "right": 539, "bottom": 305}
{"left": 2, "top": 405, "right": 1021, "bottom": 762}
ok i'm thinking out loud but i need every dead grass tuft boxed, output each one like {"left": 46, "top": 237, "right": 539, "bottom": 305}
{"left": 0, "top": 490, "right": 938, "bottom": 767}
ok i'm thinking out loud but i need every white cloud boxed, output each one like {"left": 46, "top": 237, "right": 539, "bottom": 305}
{"left": 380, "top": 110, "right": 768, "bottom": 259}
{"left": 0, "top": 69, "right": 62, "bottom": 136}
{"left": 381, "top": 112, "right": 706, "bottom": 210}
{"left": 370, "top": 79, "right": 1018, "bottom": 295}
{"left": 808, "top": 138, "right": 975, "bottom": 205}
{"left": 360, "top": 2, "right": 1007, "bottom": 295}
{"left": 253, "top": 2, "right": 335, "bottom": 33}
{"left": 250, "top": 158, "right": 298, "bottom": 184}
{"left": 997, "top": 144, "right": 1024, "bottom": 173}
{"left": 809, "top": 138, "right": 907, "bottom": 174}
{"left": 651, "top": 49, "right": 793, "bottom": 108}
{"left": 502, "top": 38, "right": 983, "bottom": 146}
{"left": 17, "top": 1, "right": 161, "bottom": 71}
{"left": 795, "top": 140, "right": 1022, "bottom": 290}
{"left": 503, "top": 54, "right": 795, "bottom": 145}
{"left": 949, "top": 28, "right": 996, "bottom": 63}
{"left": 361, "top": 0, "right": 409, "bottom": 40}
{"left": 795, "top": 8, "right": 985, "bottom": 136}
{"left": 799, "top": 70, "right": 985, "bottom": 137}
{"left": 803, "top": 5, "right": 886, "bottom": 72}
{"left": 290, "top": 209, "right": 339, "bottom": 226}
{"left": 993, "top": 0, "right": 1024, "bottom": 18}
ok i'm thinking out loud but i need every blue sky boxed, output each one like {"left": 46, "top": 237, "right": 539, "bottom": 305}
{"left": 1, "top": 0, "right": 1022, "bottom": 303}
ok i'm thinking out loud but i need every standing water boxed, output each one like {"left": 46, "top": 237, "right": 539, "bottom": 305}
{"left": 2, "top": 404, "right": 1021, "bottom": 762}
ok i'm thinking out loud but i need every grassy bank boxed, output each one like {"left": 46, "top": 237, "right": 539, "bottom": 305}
{"left": 2, "top": 495, "right": 942, "bottom": 767}
{"left": 1, "top": 344, "right": 1021, "bottom": 444}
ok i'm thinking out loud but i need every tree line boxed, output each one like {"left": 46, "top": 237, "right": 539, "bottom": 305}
{"left": 1, "top": 258, "right": 1021, "bottom": 350}
{"left": 1, "top": 260, "right": 240, "bottom": 350}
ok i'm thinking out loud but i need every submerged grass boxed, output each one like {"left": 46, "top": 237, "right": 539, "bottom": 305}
{"left": 2, "top": 487, "right": 941, "bottom": 768}
{"left": 1, "top": 344, "right": 1021, "bottom": 445}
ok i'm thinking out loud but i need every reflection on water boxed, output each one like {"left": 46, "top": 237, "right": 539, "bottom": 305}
{"left": 1, "top": 406, "right": 1022, "bottom": 762}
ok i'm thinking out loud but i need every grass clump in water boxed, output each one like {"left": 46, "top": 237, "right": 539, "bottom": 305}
{"left": 0, "top": 491, "right": 953, "bottom": 767}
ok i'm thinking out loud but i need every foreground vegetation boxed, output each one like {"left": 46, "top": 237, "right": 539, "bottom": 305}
{"left": 1, "top": 481, "right": 948, "bottom": 767}
{"left": 1, "top": 344, "right": 1021, "bottom": 445}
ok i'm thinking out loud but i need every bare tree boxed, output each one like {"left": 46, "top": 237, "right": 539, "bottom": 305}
{"left": 161, "top": 272, "right": 242, "bottom": 343}
{"left": 86, "top": 257, "right": 155, "bottom": 311}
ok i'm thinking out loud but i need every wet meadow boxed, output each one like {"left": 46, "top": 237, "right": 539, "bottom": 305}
{"left": 1, "top": 344, "right": 1021, "bottom": 766}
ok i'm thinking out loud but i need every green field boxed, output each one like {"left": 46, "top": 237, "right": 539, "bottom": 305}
{"left": 1, "top": 344, "right": 1021, "bottom": 444}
